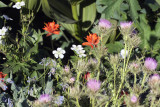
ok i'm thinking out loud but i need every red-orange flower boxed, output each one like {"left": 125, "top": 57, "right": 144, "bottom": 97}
{"left": 0, "top": 72, "right": 7, "bottom": 81}
{"left": 43, "top": 22, "right": 60, "bottom": 37}
{"left": 82, "top": 33, "right": 100, "bottom": 48}
{"left": 84, "top": 72, "right": 91, "bottom": 80}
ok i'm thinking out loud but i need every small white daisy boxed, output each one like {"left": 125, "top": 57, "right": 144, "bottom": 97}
{"left": 120, "top": 49, "right": 128, "bottom": 59}
{"left": 52, "top": 48, "right": 66, "bottom": 59}
{"left": 0, "top": 27, "right": 7, "bottom": 36}
{"left": 77, "top": 50, "right": 86, "bottom": 58}
{"left": 71, "top": 45, "right": 83, "bottom": 52}
{"left": 13, "top": 1, "right": 25, "bottom": 9}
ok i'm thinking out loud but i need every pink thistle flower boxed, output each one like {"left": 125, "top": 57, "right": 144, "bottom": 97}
{"left": 130, "top": 95, "right": 138, "bottom": 103}
{"left": 98, "top": 19, "right": 112, "bottom": 29}
{"left": 120, "top": 21, "right": 133, "bottom": 29}
{"left": 131, "top": 63, "right": 139, "bottom": 68}
{"left": 87, "top": 79, "right": 101, "bottom": 92}
{"left": 69, "top": 77, "right": 75, "bottom": 83}
{"left": 144, "top": 57, "right": 157, "bottom": 71}
{"left": 38, "top": 94, "right": 52, "bottom": 103}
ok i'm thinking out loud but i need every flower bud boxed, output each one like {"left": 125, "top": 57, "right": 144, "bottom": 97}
{"left": 130, "top": 95, "right": 138, "bottom": 104}
{"left": 149, "top": 74, "right": 160, "bottom": 88}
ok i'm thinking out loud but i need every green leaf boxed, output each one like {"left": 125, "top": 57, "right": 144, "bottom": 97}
{"left": 0, "top": 1, "right": 7, "bottom": 7}
{"left": 59, "top": 22, "right": 76, "bottom": 37}
{"left": 154, "top": 18, "right": 160, "bottom": 38}
{"left": 41, "top": 0, "right": 76, "bottom": 23}
{"left": 103, "top": 0, "right": 124, "bottom": 18}
{"left": 145, "top": 0, "right": 160, "bottom": 11}
{"left": 30, "top": 71, "right": 38, "bottom": 78}
{"left": 135, "top": 14, "right": 151, "bottom": 50}
{"left": 156, "top": 55, "right": 160, "bottom": 70}
{"left": 81, "top": 0, "right": 96, "bottom": 31}
{"left": 23, "top": 0, "right": 41, "bottom": 12}
{"left": 156, "top": 0, "right": 160, "bottom": 5}
{"left": 45, "top": 77, "right": 53, "bottom": 94}
{"left": 126, "top": 0, "right": 141, "bottom": 20}
{"left": 106, "top": 41, "right": 124, "bottom": 53}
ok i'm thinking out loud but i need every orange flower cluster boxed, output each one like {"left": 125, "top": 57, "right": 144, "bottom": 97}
{"left": 0, "top": 72, "right": 7, "bottom": 81}
{"left": 43, "top": 22, "right": 60, "bottom": 37}
{"left": 82, "top": 33, "right": 100, "bottom": 48}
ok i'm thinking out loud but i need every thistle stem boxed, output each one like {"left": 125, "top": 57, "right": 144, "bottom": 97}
{"left": 92, "top": 97, "right": 95, "bottom": 107}
{"left": 76, "top": 97, "right": 80, "bottom": 107}
{"left": 134, "top": 73, "right": 137, "bottom": 86}
{"left": 141, "top": 72, "right": 147, "bottom": 88}
{"left": 113, "top": 65, "right": 117, "bottom": 96}
{"left": 76, "top": 71, "right": 81, "bottom": 84}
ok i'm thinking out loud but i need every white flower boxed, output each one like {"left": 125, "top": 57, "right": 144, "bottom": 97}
{"left": 120, "top": 49, "right": 128, "bottom": 59}
{"left": 71, "top": 45, "right": 83, "bottom": 52}
{"left": 77, "top": 50, "right": 86, "bottom": 58}
{"left": 0, "top": 27, "right": 7, "bottom": 36}
{"left": 52, "top": 48, "right": 66, "bottom": 59}
{"left": 20, "top": 1, "right": 25, "bottom": 6}
{"left": 13, "top": 1, "right": 25, "bottom": 9}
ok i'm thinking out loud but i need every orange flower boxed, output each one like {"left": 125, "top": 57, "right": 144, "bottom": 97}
{"left": 43, "top": 22, "right": 60, "bottom": 37}
{"left": 82, "top": 33, "right": 100, "bottom": 48}
{"left": 0, "top": 72, "right": 7, "bottom": 81}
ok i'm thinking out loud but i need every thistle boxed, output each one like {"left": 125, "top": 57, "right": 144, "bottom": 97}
{"left": 144, "top": 57, "right": 157, "bottom": 71}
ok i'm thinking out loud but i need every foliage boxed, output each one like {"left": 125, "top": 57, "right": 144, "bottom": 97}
{"left": 0, "top": 0, "right": 160, "bottom": 107}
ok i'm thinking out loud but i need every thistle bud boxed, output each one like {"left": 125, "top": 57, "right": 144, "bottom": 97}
{"left": 120, "top": 21, "right": 133, "bottom": 36}
{"left": 149, "top": 74, "right": 160, "bottom": 88}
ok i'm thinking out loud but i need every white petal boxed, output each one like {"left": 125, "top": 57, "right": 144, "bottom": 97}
{"left": 59, "top": 54, "right": 64, "bottom": 59}
{"left": 61, "top": 50, "right": 65, "bottom": 54}
{"left": 20, "top": 1, "right": 25, "bottom": 6}
{"left": 72, "top": 45, "right": 76, "bottom": 48}
{"left": 54, "top": 54, "right": 59, "bottom": 58}
{"left": 82, "top": 54, "right": 86, "bottom": 57}
{"left": 2, "top": 27, "right": 7, "bottom": 32}
{"left": 52, "top": 50, "right": 57, "bottom": 54}
{"left": 57, "top": 48, "right": 62, "bottom": 50}
{"left": 79, "top": 55, "right": 82, "bottom": 58}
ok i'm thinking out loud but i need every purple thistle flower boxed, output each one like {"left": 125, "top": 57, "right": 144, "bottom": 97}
{"left": 38, "top": 94, "right": 52, "bottom": 103}
{"left": 98, "top": 19, "right": 112, "bottom": 29}
{"left": 144, "top": 57, "right": 157, "bottom": 71}
{"left": 130, "top": 95, "right": 138, "bottom": 103}
{"left": 69, "top": 77, "right": 75, "bottom": 83}
{"left": 87, "top": 79, "right": 101, "bottom": 92}
{"left": 120, "top": 21, "right": 133, "bottom": 29}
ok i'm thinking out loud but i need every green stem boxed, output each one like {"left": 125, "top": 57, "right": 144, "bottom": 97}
{"left": 76, "top": 71, "right": 81, "bottom": 83}
{"left": 114, "top": 42, "right": 128, "bottom": 102}
{"left": 141, "top": 72, "right": 147, "bottom": 88}
{"left": 92, "top": 97, "right": 95, "bottom": 107}
{"left": 96, "top": 59, "right": 101, "bottom": 80}
{"left": 113, "top": 65, "right": 117, "bottom": 96}
{"left": 134, "top": 73, "right": 137, "bottom": 86}
{"left": 151, "top": 97, "right": 155, "bottom": 107}
{"left": 76, "top": 97, "right": 80, "bottom": 107}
